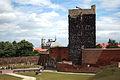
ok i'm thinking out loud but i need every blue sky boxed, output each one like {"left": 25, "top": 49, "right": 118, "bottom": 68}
{"left": 0, "top": 0, "right": 120, "bottom": 47}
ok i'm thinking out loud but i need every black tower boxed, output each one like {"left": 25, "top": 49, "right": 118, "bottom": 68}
{"left": 69, "top": 5, "right": 96, "bottom": 65}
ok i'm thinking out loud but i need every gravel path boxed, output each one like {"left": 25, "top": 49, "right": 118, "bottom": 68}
{"left": 6, "top": 73, "right": 36, "bottom": 80}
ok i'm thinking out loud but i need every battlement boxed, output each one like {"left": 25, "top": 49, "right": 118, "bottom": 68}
{"left": 69, "top": 5, "right": 96, "bottom": 17}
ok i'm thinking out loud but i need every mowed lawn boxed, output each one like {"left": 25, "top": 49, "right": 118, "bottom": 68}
{"left": 19, "top": 72, "right": 93, "bottom": 80}
{"left": 89, "top": 68, "right": 120, "bottom": 80}
{"left": 0, "top": 74, "right": 22, "bottom": 80}
{"left": 1, "top": 65, "right": 41, "bottom": 69}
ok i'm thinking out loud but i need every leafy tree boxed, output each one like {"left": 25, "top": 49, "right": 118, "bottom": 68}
{"left": 0, "top": 41, "right": 16, "bottom": 57}
{"left": 96, "top": 44, "right": 103, "bottom": 48}
{"left": 33, "top": 50, "right": 41, "bottom": 56}
{"left": 0, "top": 41, "right": 5, "bottom": 57}
{"left": 12, "top": 41, "right": 18, "bottom": 57}
{"left": 0, "top": 40, "right": 34, "bottom": 58}
{"left": 106, "top": 39, "right": 119, "bottom": 48}
{"left": 33, "top": 50, "right": 39, "bottom": 54}
{"left": 16, "top": 40, "right": 33, "bottom": 56}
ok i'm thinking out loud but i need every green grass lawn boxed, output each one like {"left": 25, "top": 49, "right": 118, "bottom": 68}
{"left": 89, "top": 68, "right": 120, "bottom": 80}
{"left": 19, "top": 72, "right": 93, "bottom": 80}
{"left": 0, "top": 74, "right": 22, "bottom": 80}
{"left": 13, "top": 65, "right": 41, "bottom": 69}
{"left": 0, "top": 65, "right": 41, "bottom": 69}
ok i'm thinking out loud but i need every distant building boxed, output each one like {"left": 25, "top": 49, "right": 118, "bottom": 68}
{"left": 96, "top": 43, "right": 109, "bottom": 48}
{"left": 96, "top": 43, "right": 120, "bottom": 48}
{"left": 41, "top": 37, "right": 56, "bottom": 49}
{"left": 33, "top": 48, "right": 49, "bottom": 54}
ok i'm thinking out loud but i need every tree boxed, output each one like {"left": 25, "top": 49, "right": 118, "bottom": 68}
{"left": 106, "top": 39, "right": 119, "bottom": 48}
{"left": 0, "top": 41, "right": 5, "bottom": 57}
{"left": 96, "top": 44, "right": 103, "bottom": 48}
{"left": 0, "top": 40, "right": 34, "bottom": 58}
{"left": 0, "top": 41, "right": 16, "bottom": 57}
{"left": 16, "top": 40, "right": 34, "bottom": 56}
{"left": 33, "top": 50, "right": 41, "bottom": 56}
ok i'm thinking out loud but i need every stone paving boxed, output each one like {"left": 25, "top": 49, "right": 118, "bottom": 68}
{"left": 43, "top": 70, "right": 95, "bottom": 75}
{"left": 6, "top": 73, "right": 36, "bottom": 80}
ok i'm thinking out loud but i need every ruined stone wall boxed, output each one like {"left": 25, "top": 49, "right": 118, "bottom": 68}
{"left": 57, "top": 48, "right": 120, "bottom": 73}
{"left": 0, "top": 56, "right": 40, "bottom": 65}
{"left": 57, "top": 61, "right": 118, "bottom": 73}
{"left": 69, "top": 5, "right": 96, "bottom": 65}
{"left": 57, "top": 62, "right": 99, "bottom": 73}
{"left": 82, "top": 48, "right": 120, "bottom": 67}
{"left": 38, "top": 54, "right": 49, "bottom": 66}
{"left": 49, "top": 47, "right": 68, "bottom": 61}
{"left": 47, "top": 47, "right": 68, "bottom": 68}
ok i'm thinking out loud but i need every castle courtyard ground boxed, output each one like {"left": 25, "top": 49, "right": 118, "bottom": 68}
{"left": 0, "top": 69, "right": 94, "bottom": 80}
{"left": 18, "top": 70, "right": 94, "bottom": 80}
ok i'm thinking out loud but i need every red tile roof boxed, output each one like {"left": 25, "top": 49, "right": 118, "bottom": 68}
{"left": 33, "top": 48, "right": 48, "bottom": 52}
{"left": 96, "top": 43, "right": 108, "bottom": 48}
{"left": 96, "top": 43, "right": 120, "bottom": 48}
{"left": 118, "top": 44, "right": 120, "bottom": 47}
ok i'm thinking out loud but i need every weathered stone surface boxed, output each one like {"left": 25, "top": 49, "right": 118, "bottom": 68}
{"left": 68, "top": 5, "right": 96, "bottom": 65}
{"left": 0, "top": 56, "right": 40, "bottom": 65}
{"left": 47, "top": 47, "right": 68, "bottom": 68}
{"left": 57, "top": 48, "right": 120, "bottom": 73}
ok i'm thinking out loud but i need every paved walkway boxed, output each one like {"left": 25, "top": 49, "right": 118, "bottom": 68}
{"left": 6, "top": 73, "right": 36, "bottom": 80}
{"left": 43, "top": 70, "right": 95, "bottom": 75}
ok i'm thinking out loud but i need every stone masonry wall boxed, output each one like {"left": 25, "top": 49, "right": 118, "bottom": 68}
{"left": 48, "top": 47, "right": 68, "bottom": 68}
{"left": 57, "top": 48, "right": 120, "bottom": 73}
{"left": 49, "top": 47, "right": 68, "bottom": 61}
{"left": 82, "top": 48, "right": 120, "bottom": 67}
{"left": 57, "top": 61, "right": 118, "bottom": 73}
{"left": 0, "top": 56, "right": 40, "bottom": 65}
{"left": 69, "top": 5, "right": 96, "bottom": 65}
{"left": 57, "top": 62, "right": 99, "bottom": 73}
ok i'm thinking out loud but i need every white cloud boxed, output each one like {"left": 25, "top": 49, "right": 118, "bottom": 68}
{"left": 97, "top": 0, "right": 120, "bottom": 10}
{"left": 0, "top": 3, "right": 68, "bottom": 45}
{"left": 0, "top": 0, "right": 13, "bottom": 13}
{"left": 49, "top": 4, "right": 66, "bottom": 11}
{"left": 0, "top": 24, "right": 9, "bottom": 32}
{"left": 114, "top": 12, "right": 120, "bottom": 16}
{"left": 97, "top": 16, "right": 120, "bottom": 31}
{"left": 75, "top": 0, "right": 93, "bottom": 9}
{"left": 0, "top": 13, "right": 16, "bottom": 23}
{"left": 14, "top": 0, "right": 66, "bottom": 11}
{"left": 15, "top": 11, "right": 60, "bottom": 29}
{"left": 12, "top": 26, "right": 29, "bottom": 33}
{"left": 14, "top": 0, "right": 51, "bottom": 6}
{"left": 97, "top": 31, "right": 120, "bottom": 42}
{"left": 0, "top": 23, "right": 28, "bottom": 34}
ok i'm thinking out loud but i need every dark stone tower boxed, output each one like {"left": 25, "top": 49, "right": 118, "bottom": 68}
{"left": 69, "top": 5, "right": 96, "bottom": 65}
